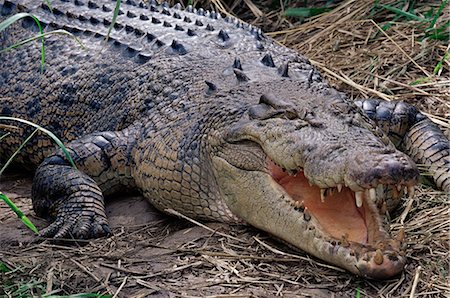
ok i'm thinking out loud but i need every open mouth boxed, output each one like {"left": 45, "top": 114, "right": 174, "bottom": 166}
{"left": 268, "top": 160, "right": 414, "bottom": 250}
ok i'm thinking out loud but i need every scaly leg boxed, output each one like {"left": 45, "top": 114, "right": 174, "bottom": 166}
{"left": 32, "top": 127, "right": 139, "bottom": 239}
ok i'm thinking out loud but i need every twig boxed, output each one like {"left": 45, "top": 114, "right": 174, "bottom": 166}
{"left": 112, "top": 276, "right": 127, "bottom": 298}
{"left": 409, "top": 266, "right": 421, "bottom": 298}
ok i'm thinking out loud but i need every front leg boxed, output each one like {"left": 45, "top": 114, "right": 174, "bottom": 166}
{"left": 355, "top": 99, "right": 449, "bottom": 192}
{"left": 32, "top": 127, "right": 139, "bottom": 239}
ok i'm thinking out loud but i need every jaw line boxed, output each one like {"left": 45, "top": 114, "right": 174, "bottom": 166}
{"left": 212, "top": 155, "right": 406, "bottom": 279}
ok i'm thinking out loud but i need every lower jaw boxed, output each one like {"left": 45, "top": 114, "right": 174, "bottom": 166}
{"left": 267, "top": 161, "right": 406, "bottom": 278}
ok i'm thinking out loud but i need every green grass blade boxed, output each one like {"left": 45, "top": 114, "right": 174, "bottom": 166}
{"left": 433, "top": 50, "right": 449, "bottom": 75}
{"left": 0, "top": 128, "right": 38, "bottom": 176}
{"left": 0, "top": 192, "right": 39, "bottom": 234}
{"left": 284, "top": 7, "right": 334, "bottom": 18}
{"left": 106, "top": 0, "right": 122, "bottom": 42}
{"left": 428, "top": 0, "right": 448, "bottom": 29}
{"left": 0, "top": 12, "right": 45, "bottom": 72}
{"left": 0, "top": 262, "right": 11, "bottom": 273}
{"left": 0, "top": 116, "right": 77, "bottom": 169}
{"left": 378, "top": 4, "right": 425, "bottom": 22}
{"left": 0, "top": 29, "right": 85, "bottom": 54}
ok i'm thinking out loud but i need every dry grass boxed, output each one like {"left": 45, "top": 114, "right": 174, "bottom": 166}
{"left": 1, "top": 0, "right": 449, "bottom": 297}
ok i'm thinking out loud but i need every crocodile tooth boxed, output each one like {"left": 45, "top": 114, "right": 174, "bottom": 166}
{"left": 369, "top": 188, "right": 376, "bottom": 201}
{"left": 355, "top": 191, "right": 363, "bottom": 208}
{"left": 233, "top": 69, "right": 249, "bottom": 82}
{"left": 337, "top": 184, "right": 343, "bottom": 192}
{"left": 373, "top": 249, "right": 383, "bottom": 265}
{"left": 218, "top": 29, "right": 230, "bottom": 42}
{"left": 261, "top": 53, "right": 275, "bottom": 67}
{"left": 303, "top": 208, "right": 311, "bottom": 221}
{"left": 407, "top": 186, "right": 415, "bottom": 198}
{"left": 320, "top": 189, "right": 326, "bottom": 203}
{"left": 233, "top": 58, "right": 242, "bottom": 70}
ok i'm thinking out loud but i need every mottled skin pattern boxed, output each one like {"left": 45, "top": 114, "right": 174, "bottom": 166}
{"left": 0, "top": 0, "right": 449, "bottom": 279}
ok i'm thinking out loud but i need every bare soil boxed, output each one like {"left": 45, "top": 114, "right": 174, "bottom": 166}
{"left": 1, "top": 0, "right": 449, "bottom": 297}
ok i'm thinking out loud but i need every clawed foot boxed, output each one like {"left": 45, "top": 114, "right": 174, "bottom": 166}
{"left": 39, "top": 211, "right": 111, "bottom": 239}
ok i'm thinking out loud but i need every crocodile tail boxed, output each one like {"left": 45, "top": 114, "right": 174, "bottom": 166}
{"left": 355, "top": 99, "right": 450, "bottom": 192}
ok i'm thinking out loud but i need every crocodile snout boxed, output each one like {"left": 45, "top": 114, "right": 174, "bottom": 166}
{"left": 348, "top": 151, "right": 419, "bottom": 189}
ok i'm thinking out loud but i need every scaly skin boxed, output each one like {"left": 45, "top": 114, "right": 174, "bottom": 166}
{"left": 0, "top": 0, "right": 449, "bottom": 279}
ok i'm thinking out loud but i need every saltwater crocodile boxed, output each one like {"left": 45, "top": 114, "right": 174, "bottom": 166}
{"left": 0, "top": 0, "right": 449, "bottom": 279}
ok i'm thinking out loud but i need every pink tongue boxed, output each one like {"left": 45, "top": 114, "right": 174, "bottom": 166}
{"left": 268, "top": 161, "right": 368, "bottom": 244}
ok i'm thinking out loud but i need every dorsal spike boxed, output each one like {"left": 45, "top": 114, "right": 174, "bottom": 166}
{"left": 186, "top": 5, "right": 193, "bottom": 12}
{"left": 173, "top": 3, "right": 182, "bottom": 10}
{"left": 162, "top": 8, "right": 170, "bottom": 15}
{"left": 173, "top": 12, "right": 181, "bottom": 19}
{"left": 195, "top": 19, "right": 203, "bottom": 26}
{"left": 140, "top": 14, "right": 149, "bottom": 20}
{"left": 183, "top": 16, "right": 191, "bottom": 23}
{"left": 233, "top": 69, "right": 249, "bottom": 82}
{"left": 149, "top": 0, "right": 157, "bottom": 5}
{"left": 126, "top": 11, "right": 136, "bottom": 18}
{"left": 152, "top": 39, "right": 165, "bottom": 49}
{"left": 187, "top": 28, "right": 197, "bottom": 36}
{"left": 205, "top": 80, "right": 217, "bottom": 93}
{"left": 307, "top": 69, "right": 314, "bottom": 87}
{"left": 233, "top": 58, "right": 242, "bottom": 70}
{"left": 218, "top": 29, "right": 230, "bottom": 42}
{"left": 151, "top": 17, "right": 161, "bottom": 24}
{"left": 206, "top": 24, "right": 214, "bottom": 31}
{"left": 170, "top": 40, "right": 188, "bottom": 55}
{"left": 162, "top": 1, "right": 169, "bottom": 8}
{"left": 163, "top": 21, "right": 172, "bottom": 27}
{"left": 278, "top": 63, "right": 289, "bottom": 77}
{"left": 149, "top": 4, "right": 158, "bottom": 12}
{"left": 261, "top": 54, "right": 275, "bottom": 67}
{"left": 197, "top": 8, "right": 205, "bottom": 15}
{"left": 102, "top": 4, "right": 112, "bottom": 12}
{"left": 175, "top": 24, "right": 184, "bottom": 31}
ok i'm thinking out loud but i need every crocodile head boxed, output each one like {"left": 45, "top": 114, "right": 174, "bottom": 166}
{"left": 211, "top": 88, "right": 418, "bottom": 279}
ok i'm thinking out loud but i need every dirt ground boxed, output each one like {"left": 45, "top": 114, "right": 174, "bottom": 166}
{"left": 1, "top": 0, "right": 449, "bottom": 297}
